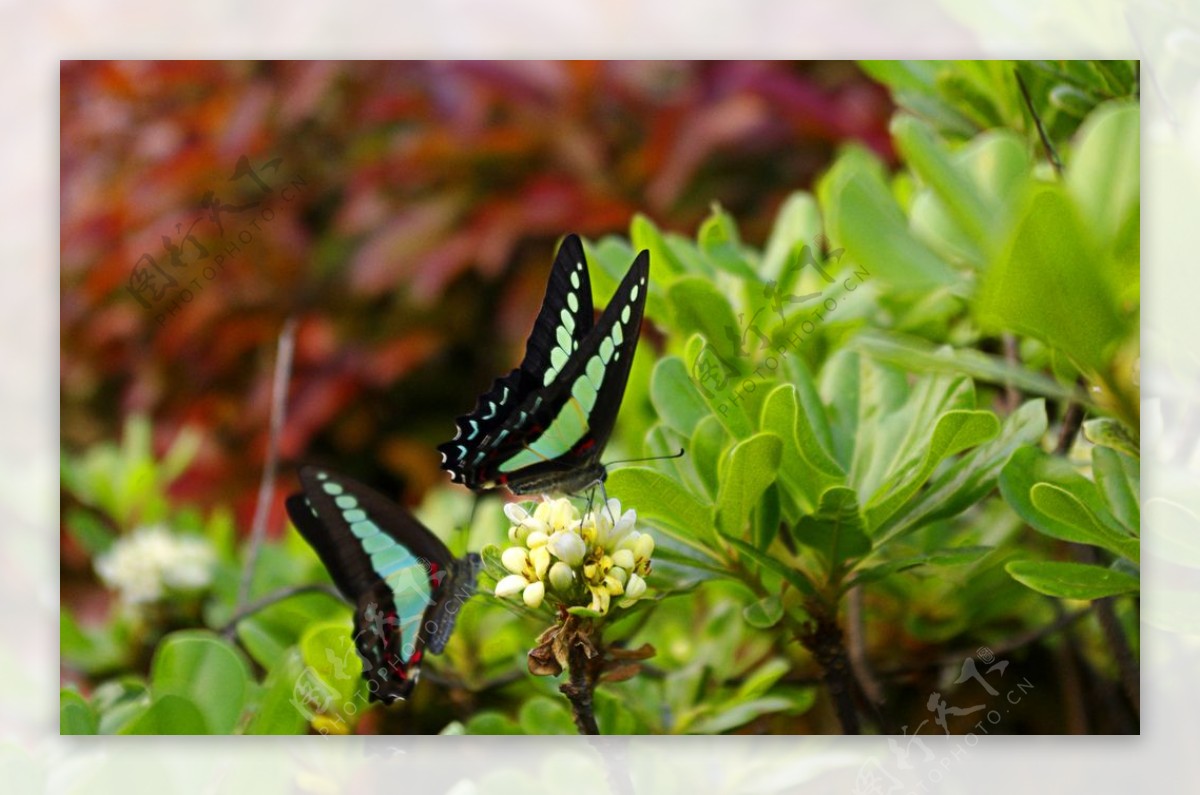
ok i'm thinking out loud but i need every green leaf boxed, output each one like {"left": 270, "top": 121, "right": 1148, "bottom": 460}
{"left": 892, "top": 114, "right": 993, "bottom": 254}
{"left": 689, "top": 696, "right": 795, "bottom": 734}
{"left": 690, "top": 415, "right": 728, "bottom": 498}
{"left": 1092, "top": 446, "right": 1139, "bottom": 536}
{"left": 650, "top": 356, "right": 713, "bottom": 436}
{"left": 517, "top": 696, "right": 577, "bottom": 735}
{"left": 298, "top": 621, "right": 363, "bottom": 709}
{"left": 1030, "top": 483, "right": 1139, "bottom": 563}
{"left": 234, "top": 591, "right": 348, "bottom": 670}
{"left": 734, "top": 658, "right": 792, "bottom": 701}
{"left": 121, "top": 694, "right": 210, "bottom": 735}
{"left": 1005, "top": 560, "right": 1139, "bottom": 599}
{"left": 820, "top": 146, "right": 958, "bottom": 290}
{"left": 752, "top": 483, "right": 782, "bottom": 551}
{"left": 976, "top": 184, "right": 1129, "bottom": 374}
{"left": 670, "top": 277, "right": 743, "bottom": 365}
{"left": 850, "top": 546, "right": 993, "bottom": 590}
{"left": 720, "top": 533, "right": 817, "bottom": 599}
{"left": 875, "top": 399, "right": 1047, "bottom": 545}
{"left": 463, "top": 710, "right": 523, "bottom": 735}
{"left": 60, "top": 689, "right": 98, "bottom": 735}
{"left": 761, "top": 192, "right": 822, "bottom": 281}
{"left": 1066, "top": 103, "right": 1139, "bottom": 256}
{"left": 607, "top": 467, "right": 719, "bottom": 557}
{"left": 759, "top": 384, "right": 842, "bottom": 511}
{"left": 150, "top": 631, "right": 251, "bottom": 734}
{"left": 698, "top": 204, "right": 758, "bottom": 280}
{"left": 1082, "top": 417, "right": 1139, "bottom": 458}
{"left": 865, "top": 409, "right": 1000, "bottom": 530}
{"left": 791, "top": 486, "right": 870, "bottom": 573}
{"left": 631, "top": 213, "right": 689, "bottom": 276}
{"left": 742, "top": 595, "right": 784, "bottom": 628}
{"left": 480, "top": 543, "right": 509, "bottom": 582}
{"left": 92, "top": 678, "right": 151, "bottom": 734}
{"left": 853, "top": 331, "right": 1086, "bottom": 405}
{"left": 245, "top": 647, "right": 310, "bottom": 735}
{"left": 999, "top": 447, "right": 1137, "bottom": 563}
{"left": 716, "top": 433, "right": 782, "bottom": 536}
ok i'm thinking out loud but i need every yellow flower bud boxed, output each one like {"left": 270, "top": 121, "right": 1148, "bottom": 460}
{"left": 611, "top": 549, "right": 635, "bottom": 571}
{"left": 501, "top": 546, "right": 530, "bottom": 575}
{"left": 530, "top": 545, "right": 552, "bottom": 580}
{"left": 494, "top": 573, "right": 529, "bottom": 598}
{"left": 525, "top": 530, "right": 550, "bottom": 549}
{"left": 523, "top": 580, "right": 545, "bottom": 609}
{"left": 548, "top": 561, "right": 575, "bottom": 592}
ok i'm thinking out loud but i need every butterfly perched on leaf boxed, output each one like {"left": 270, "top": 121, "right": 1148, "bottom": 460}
{"left": 285, "top": 466, "right": 482, "bottom": 704}
{"left": 439, "top": 234, "right": 650, "bottom": 495}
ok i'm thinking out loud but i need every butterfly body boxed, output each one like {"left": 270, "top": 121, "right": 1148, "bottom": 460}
{"left": 286, "top": 466, "right": 481, "bottom": 703}
{"left": 439, "top": 234, "right": 649, "bottom": 495}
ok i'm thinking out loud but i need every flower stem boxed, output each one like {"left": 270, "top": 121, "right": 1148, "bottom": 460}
{"left": 561, "top": 635, "right": 601, "bottom": 735}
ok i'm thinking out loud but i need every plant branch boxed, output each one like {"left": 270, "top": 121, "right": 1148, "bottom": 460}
{"left": 236, "top": 316, "right": 298, "bottom": 609}
{"left": 797, "top": 601, "right": 860, "bottom": 735}
{"left": 219, "top": 583, "right": 343, "bottom": 638}
{"left": 561, "top": 630, "right": 601, "bottom": 735}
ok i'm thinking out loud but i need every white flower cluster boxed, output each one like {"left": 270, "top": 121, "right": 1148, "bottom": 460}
{"left": 493, "top": 497, "right": 654, "bottom": 615}
{"left": 95, "top": 525, "right": 216, "bottom": 606}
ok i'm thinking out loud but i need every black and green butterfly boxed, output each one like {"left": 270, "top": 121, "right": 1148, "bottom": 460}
{"left": 439, "top": 234, "right": 650, "bottom": 495}
{"left": 285, "top": 466, "right": 482, "bottom": 704}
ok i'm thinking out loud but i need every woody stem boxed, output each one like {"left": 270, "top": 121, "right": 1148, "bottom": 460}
{"left": 561, "top": 636, "right": 601, "bottom": 735}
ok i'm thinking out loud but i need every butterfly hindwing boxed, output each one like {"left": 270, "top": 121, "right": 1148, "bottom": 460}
{"left": 286, "top": 466, "right": 480, "bottom": 703}
{"left": 439, "top": 239, "right": 649, "bottom": 495}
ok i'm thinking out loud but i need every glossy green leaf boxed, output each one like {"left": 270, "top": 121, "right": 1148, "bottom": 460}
{"left": 850, "top": 546, "right": 993, "bottom": 590}
{"left": 607, "top": 467, "right": 718, "bottom": 557}
{"left": 866, "top": 409, "right": 1000, "bottom": 530}
{"left": 720, "top": 533, "right": 817, "bottom": 599}
{"left": 60, "top": 689, "right": 98, "bottom": 735}
{"left": 761, "top": 192, "right": 822, "bottom": 281}
{"left": 820, "top": 146, "right": 958, "bottom": 289}
{"left": 150, "top": 631, "right": 251, "bottom": 734}
{"left": 976, "top": 185, "right": 1129, "bottom": 373}
{"left": 1092, "top": 446, "right": 1139, "bottom": 536}
{"left": 999, "top": 447, "right": 1137, "bottom": 563}
{"left": 698, "top": 204, "right": 758, "bottom": 280}
{"left": 517, "top": 696, "right": 578, "bottom": 735}
{"left": 690, "top": 414, "right": 728, "bottom": 498}
{"left": 875, "top": 399, "right": 1047, "bottom": 544}
{"left": 651, "top": 356, "right": 713, "bottom": 436}
{"left": 1031, "top": 483, "right": 1139, "bottom": 563}
{"left": 298, "top": 621, "right": 362, "bottom": 708}
{"left": 892, "top": 114, "right": 993, "bottom": 254}
{"left": 791, "top": 486, "right": 869, "bottom": 573}
{"left": 743, "top": 594, "right": 784, "bottom": 629}
{"left": 1006, "top": 560, "right": 1139, "bottom": 599}
{"left": 121, "top": 694, "right": 209, "bottom": 735}
{"left": 759, "top": 384, "right": 842, "bottom": 511}
{"left": 716, "top": 433, "right": 782, "bottom": 536}
{"left": 1082, "top": 417, "right": 1139, "bottom": 458}
{"left": 1066, "top": 103, "right": 1139, "bottom": 255}
{"left": 245, "top": 647, "right": 309, "bottom": 735}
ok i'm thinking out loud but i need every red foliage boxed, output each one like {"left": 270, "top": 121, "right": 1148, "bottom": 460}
{"left": 60, "top": 61, "right": 893, "bottom": 525}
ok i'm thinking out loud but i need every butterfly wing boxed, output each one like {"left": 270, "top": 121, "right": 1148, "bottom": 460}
{"left": 442, "top": 248, "right": 650, "bottom": 494}
{"left": 439, "top": 235, "right": 596, "bottom": 488}
{"left": 286, "top": 466, "right": 475, "bottom": 703}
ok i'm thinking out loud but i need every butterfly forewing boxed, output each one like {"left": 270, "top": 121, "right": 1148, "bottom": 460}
{"left": 439, "top": 234, "right": 596, "bottom": 485}
{"left": 439, "top": 237, "right": 650, "bottom": 495}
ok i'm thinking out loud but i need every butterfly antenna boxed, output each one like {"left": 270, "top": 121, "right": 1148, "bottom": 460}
{"left": 603, "top": 448, "right": 686, "bottom": 468}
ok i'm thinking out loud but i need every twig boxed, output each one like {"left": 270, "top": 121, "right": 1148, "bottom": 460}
{"left": 1015, "top": 68, "right": 1063, "bottom": 177}
{"left": 236, "top": 316, "right": 299, "bottom": 609}
{"left": 219, "top": 583, "right": 343, "bottom": 638}
{"left": 845, "top": 584, "right": 884, "bottom": 706}
{"left": 1075, "top": 545, "right": 1140, "bottom": 715}
{"left": 1001, "top": 333, "right": 1022, "bottom": 414}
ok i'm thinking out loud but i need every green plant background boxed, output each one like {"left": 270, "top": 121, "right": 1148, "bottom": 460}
{"left": 60, "top": 60, "right": 1139, "bottom": 735}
